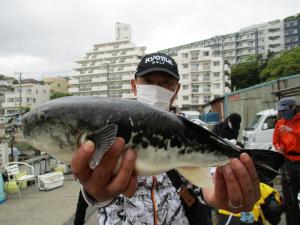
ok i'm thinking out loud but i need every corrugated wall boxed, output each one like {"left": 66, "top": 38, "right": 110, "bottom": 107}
{"left": 224, "top": 74, "right": 300, "bottom": 140}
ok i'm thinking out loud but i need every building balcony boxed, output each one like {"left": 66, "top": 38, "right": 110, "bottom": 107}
{"left": 91, "top": 86, "right": 100, "bottom": 92}
{"left": 122, "top": 75, "right": 133, "bottom": 81}
{"left": 69, "top": 88, "right": 79, "bottom": 93}
{"left": 69, "top": 79, "right": 79, "bottom": 85}
{"left": 1, "top": 102, "right": 17, "bottom": 108}
{"left": 99, "top": 86, "right": 108, "bottom": 91}
{"left": 122, "top": 84, "right": 131, "bottom": 89}
{"left": 122, "top": 93, "right": 133, "bottom": 98}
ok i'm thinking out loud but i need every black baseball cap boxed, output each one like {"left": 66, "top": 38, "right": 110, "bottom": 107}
{"left": 277, "top": 97, "right": 296, "bottom": 111}
{"left": 135, "top": 53, "right": 180, "bottom": 80}
{"left": 229, "top": 113, "right": 241, "bottom": 130}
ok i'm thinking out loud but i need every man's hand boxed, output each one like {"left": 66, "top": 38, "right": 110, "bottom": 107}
{"left": 202, "top": 153, "right": 260, "bottom": 213}
{"left": 71, "top": 137, "right": 137, "bottom": 202}
{"left": 279, "top": 125, "right": 292, "bottom": 134}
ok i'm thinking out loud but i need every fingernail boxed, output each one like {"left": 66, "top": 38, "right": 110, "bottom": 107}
{"left": 125, "top": 149, "right": 136, "bottom": 160}
{"left": 83, "top": 140, "right": 95, "bottom": 152}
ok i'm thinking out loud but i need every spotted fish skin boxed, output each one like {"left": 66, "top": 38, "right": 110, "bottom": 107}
{"left": 22, "top": 96, "right": 283, "bottom": 185}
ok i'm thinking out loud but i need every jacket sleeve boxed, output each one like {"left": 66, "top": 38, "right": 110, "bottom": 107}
{"left": 81, "top": 186, "right": 114, "bottom": 208}
{"left": 212, "top": 123, "right": 219, "bottom": 135}
{"left": 273, "top": 122, "right": 280, "bottom": 150}
{"left": 291, "top": 125, "right": 300, "bottom": 136}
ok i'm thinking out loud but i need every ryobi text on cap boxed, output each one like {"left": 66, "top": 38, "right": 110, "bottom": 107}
{"left": 144, "top": 55, "right": 173, "bottom": 65}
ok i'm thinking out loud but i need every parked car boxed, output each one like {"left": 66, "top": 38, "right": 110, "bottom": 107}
{"left": 242, "top": 109, "right": 277, "bottom": 149}
{"left": 179, "top": 111, "right": 208, "bottom": 129}
{"left": 179, "top": 111, "right": 200, "bottom": 120}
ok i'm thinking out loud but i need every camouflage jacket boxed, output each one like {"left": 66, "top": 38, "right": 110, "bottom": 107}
{"left": 84, "top": 172, "right": 205, "bottom": 225}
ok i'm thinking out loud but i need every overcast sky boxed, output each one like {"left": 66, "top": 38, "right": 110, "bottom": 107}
{"left": 0, "top": 0, "right": 299, "bottom": 80}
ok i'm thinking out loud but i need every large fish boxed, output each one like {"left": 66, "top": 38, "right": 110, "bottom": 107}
{"left": 22, "top": 96, "right": 283, "bottom": 187}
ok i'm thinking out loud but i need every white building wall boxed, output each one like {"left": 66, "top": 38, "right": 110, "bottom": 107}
{"left": 2, "top": 84, "right": 50, "bottom": 114}
{"left": 174, "top": 48, "right": 230, "bottom": 110}
{"left": 69, "top": 24, "right": 145, "bottom": 98}
{"left": 115, "top": 22, "right": 132, "bottom": 41}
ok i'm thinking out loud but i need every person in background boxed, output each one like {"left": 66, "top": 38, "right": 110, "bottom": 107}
{"left": 71, "top": 53, "right": 260, "bottom": 225}
{"left": 212, "top": 113, "right": 242, "bottom": 146}
{"left": 215, "top": 182, "right": 282, "bottom": 225}
{"left": 273, "top": 97, "right": 300, "bottom": 225}
{"left": 74, "top": 190, "right": 89, "bottom": 225}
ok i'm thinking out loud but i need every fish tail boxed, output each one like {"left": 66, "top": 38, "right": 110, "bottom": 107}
{"left": 242, "top": 149, "right": 284, "bottom": 184}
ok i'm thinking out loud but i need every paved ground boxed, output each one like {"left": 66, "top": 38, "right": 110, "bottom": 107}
{"left": 0, "top": 174, "right": 98, "bottom": 225}
{"left": 0, "top": 174, "right": 287, "bottom": 225}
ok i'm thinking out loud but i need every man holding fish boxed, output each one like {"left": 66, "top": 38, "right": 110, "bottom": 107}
{"left": 71, "top": 53, "right": 261, "bottom": 225}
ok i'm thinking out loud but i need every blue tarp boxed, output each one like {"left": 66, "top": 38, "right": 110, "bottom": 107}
{"left": 200, "top": 112, "right": 219, "bottom": 123}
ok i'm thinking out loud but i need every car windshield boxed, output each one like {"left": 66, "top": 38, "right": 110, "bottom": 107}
{"left": 245, "top": 115, "right": 263, "bottom": 130}
{"left": 188, "top": 115, "right": 200, "bottom": 120}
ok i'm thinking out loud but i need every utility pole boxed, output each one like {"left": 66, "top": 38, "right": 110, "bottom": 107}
{"left": 15, "top": 72, "right": 22, "bottom": 113}
{"left": 106, "top": 63, "right": 110, "bottom": 97}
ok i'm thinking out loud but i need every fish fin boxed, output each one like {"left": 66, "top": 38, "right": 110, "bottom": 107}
{"left": 179, "top": 116, "right": 241, "bottom": 156}
{"left": 87, "top": 123, "right": 118, "bottom": 169}
{"left": 242, "top": 149, "right": 284, "bottom": 183}
{"left": 177, "top": 167, "right": 213, "bottom": 188}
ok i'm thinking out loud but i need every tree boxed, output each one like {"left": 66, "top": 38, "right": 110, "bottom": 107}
{"left": 21, "top": 106, "right": 31, "bottom": 113}
{"left": 50, "top": 92, "right": 71, "bottom": 99}
{"left": 230, "top": 55, "right": 262, "bottom": 90}
{"left": 230, "top": 51, "right": 275, "bottom": 90}
{"left": 261, "top": 46, "right": 300, "bottom": 81}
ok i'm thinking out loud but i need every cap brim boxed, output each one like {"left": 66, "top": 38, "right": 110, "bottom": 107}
{"left": 136, "top": 68, "right": 179, "bottom": 80}
{"left": 277, "top": 105, "right": 289, "bottom": 111}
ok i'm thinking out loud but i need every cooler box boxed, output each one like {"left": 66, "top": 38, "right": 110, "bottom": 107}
{"left": 0, "top": 173, "right": 6, "bottom": 204}
{"left": 37, "top": 172, "right": 64, "bottom": 191}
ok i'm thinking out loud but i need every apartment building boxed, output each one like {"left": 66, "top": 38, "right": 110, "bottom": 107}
{"left": 69, "top": 23, "right": 146, "bottom": 98}
{"left": 43, "top": 77, "right": 69, "bottom": 94}
{"left": 2, "top": 83, "right": 50, "bottom": 115}
{"left": 174, "top": 48, "right": 230, "bottom": 110}
{"left": 284, "top": 14, "right": 300, "bottom": 49}
{"left": 160, "top": 19, "right": 285, "bottom": 64}
{"left": 0, "top": 76, "right": 15, "bottom": 115}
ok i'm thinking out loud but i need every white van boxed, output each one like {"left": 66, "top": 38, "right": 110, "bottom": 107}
{"left": 179, "top": 111, "right": 208, "bottom": 128}
{"left": 242, "top": 109, "right": 278, "bottom": 149}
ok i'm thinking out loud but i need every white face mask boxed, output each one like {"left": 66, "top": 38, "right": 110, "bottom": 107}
{"left": 136, "top": 84, "right": 175, "bottom": 111}
{"left": 228, "top": 121, "right": 233, "bottom": 129}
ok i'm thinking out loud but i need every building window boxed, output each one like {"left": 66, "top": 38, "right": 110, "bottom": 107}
{"left": 213, "top": 72, "right": 220, "bottom": 78}
{"left": 204, "top": 95, "right": 211, "bottom": 103}
{"left": 191, "top": 52, "right": 198, "bottom": 60}
{"left": 203, "top": 51, "right": 209, "bottom": 56}
{"left": 192, "top": 85, "right": 199, "bottom": 92}
{"left": 203, "top": 62, "right": 210, "bottom": 70}
{"left": 213, "top": 61, "right": 220, "bottom": 66}
{"left": 183, "top": 95, "right": 189, "bottom": 100}
{"left": 26, "top": 89, "right": 32, "bottom": 94}
{"left": 182, "top": 74, "right": 189, "bottom": 79}
{"left": 182, "top": 64, "right": 189, "bottom": 69}
{"left": 182, "top": 85, "right": 189, "bottom": 90}
{"left": 191, "top": 63, "right": 199, "bottom": 71}
{"left": 182, "top": 53, "right": 189, "bottom": 58}
{"left": 213, "top": 83, "right": 221, "bottom": 89}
